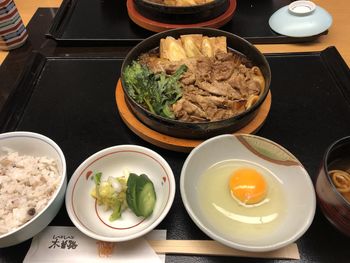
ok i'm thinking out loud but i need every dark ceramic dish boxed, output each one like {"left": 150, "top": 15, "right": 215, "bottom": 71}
{"left": 133, "top": 0, "right": 229, "bottom": 24}
{"left": 120, "top": 28, "right": 271, "bottom": 139}
{"left": 315, "top": 136, "right": 350, "bottom": 236}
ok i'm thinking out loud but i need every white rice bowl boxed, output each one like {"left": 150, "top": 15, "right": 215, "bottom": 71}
{"left": 0, "top": 132, "right": 66, "bottom": 248}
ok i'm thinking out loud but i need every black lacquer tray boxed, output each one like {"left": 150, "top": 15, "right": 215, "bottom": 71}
{"left": 47, "top": 0, "right": 326, "bottom": 45}
{"left": 0, "top": 47, "right": 350, "bottom": 262}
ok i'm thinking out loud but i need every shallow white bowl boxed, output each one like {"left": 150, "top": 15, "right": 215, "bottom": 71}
{"left": 180, "top": 134, "right": 316, "bottom": 252}
{"left": 66, "top": 145, "right": 175, "bottom": 242}
{"left": 0, "top": 131, "right": 67, "bottom": 248}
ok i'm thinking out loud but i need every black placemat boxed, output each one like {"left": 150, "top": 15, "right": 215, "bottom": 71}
{"left": 47, "top": 0, "right": 326, "bottom": 45}
{"left": 0, "top": 47, "right": 350, "bottom": 262}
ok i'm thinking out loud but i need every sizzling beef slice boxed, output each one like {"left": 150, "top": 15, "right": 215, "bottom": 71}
{"left": 180, "top": 71, "right": 196, "bottom": 85}
{"left": 197, "top": 80, "right": 241, "bottom": 100}
{"left": 186, "top": 94, "right": 246, "bottom": 121}
{"left": 212, "top": 60, "right": 235, "bottom": 81}
{"left": 195, "top": 58, "right": 212, "bottom": 82}
{"left": 172, "top": 98, "right": 207, "bottom": 122}
{"left": 141, "top": 51, "right": 264, "bottom": 122}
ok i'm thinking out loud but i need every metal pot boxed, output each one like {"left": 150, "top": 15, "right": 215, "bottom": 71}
{"left": 121, "top": 28, "right": 271, "bottom": 139}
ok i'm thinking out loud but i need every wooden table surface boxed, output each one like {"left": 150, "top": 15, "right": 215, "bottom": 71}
{"left": 0, "top": 0, "right": 349, "bottom": 66}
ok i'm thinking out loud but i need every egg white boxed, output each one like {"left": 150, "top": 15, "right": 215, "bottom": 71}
{"left": 197, "top": 159, "right": 287, "bottom": 243}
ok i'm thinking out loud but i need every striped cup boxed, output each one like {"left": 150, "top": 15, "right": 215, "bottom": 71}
{"left": 0, "top": 0, "right": 28, "bottom": 51}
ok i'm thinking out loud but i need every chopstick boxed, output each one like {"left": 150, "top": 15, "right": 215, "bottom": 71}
{"left": 148, "top": 240, "right": 300, "bottom": 259}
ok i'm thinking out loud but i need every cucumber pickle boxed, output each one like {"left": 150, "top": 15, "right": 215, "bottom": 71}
{"left": 126, "top": 173, "right": 156, "bottom": 218}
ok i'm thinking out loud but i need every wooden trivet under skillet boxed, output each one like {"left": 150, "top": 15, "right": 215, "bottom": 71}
{"left": 115, "top": 80, "right": 272, "bottom": 152}
{"left": 126, "top": 0, "right": 237, "bottom": 32}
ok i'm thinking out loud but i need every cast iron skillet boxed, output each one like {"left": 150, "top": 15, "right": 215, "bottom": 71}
{"left": 133, "top": 0, "right": 229, "bottom": 24}
{"left": 120, "top": 28, "right": 271, "bottom": 139}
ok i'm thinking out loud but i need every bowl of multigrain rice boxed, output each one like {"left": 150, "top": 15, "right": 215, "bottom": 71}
{"left": 0, "top": 131, "right": 66, "bottom": 248}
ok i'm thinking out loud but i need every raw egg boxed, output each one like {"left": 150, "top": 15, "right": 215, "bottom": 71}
{"left": 229, "top": 168, "right": 267, "bottom": 205}
{"left": 197, "top": 160, "right": 286, "bottom": 243}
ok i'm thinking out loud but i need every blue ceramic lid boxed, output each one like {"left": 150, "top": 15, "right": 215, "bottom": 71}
{"left": 269, "top": 1, "right": 332, "bottom": 37}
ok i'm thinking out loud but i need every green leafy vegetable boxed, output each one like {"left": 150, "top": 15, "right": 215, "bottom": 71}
{"left": 93, "top": 172, "right": 102, "bottom": 185}
{"left": 123, "top": 61, "right": 187, "bottom": 119}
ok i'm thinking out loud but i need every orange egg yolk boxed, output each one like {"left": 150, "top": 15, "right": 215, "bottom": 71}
{"left": 229, "top": 168, "right": 267, "bottom": 205}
